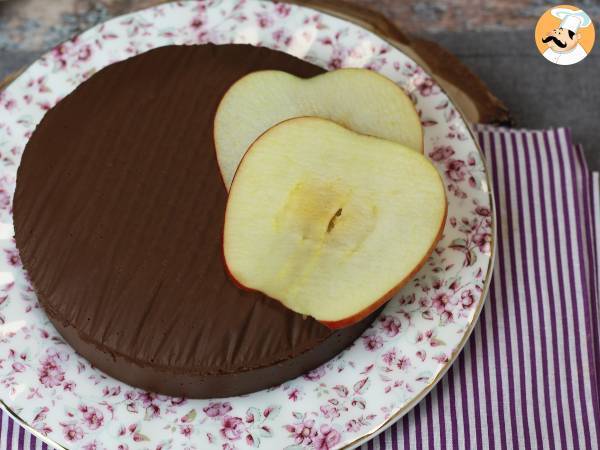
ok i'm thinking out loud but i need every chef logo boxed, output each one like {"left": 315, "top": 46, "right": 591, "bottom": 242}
{"left": 535, "top": 5, "right": 595, "bottom": 65}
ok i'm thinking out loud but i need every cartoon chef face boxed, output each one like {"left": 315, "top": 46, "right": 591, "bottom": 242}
{"left": 542, "top": 26, "right": 581, "bottom": 53}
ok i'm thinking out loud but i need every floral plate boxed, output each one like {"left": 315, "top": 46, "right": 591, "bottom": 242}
{"left": 0, "top": 1, "right": 495, "bottom": 449}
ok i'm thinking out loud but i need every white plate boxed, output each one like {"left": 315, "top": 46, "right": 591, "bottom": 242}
{"left": 0, "top": 1, "right": 494, "bottom": 448}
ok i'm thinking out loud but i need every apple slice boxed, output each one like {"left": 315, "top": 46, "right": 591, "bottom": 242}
{"left": 214, "top": 68, "right": 423, "bottom": 189}
{"left": 223, "top": 117, "right": 446, "bottom": 329}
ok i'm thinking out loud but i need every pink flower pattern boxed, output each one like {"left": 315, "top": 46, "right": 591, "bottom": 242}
{"left": 0, "top": 1, "right": 492, "bottom": 448}
{"left": 314, "top": 425, "right": 342, "bottom": 449}
{"left": 220, "top": 416, "right": 245, "bottom": 441}
{"left": 204, "top": 401, "right": 233, "bottom": 418}
{"left": 38, "top": 355, "right": 65, "bottom": 388}
{"left": 80, "top": 405, "right": 104, "bottom": 430}
{"left": 62, "top": 423, "right": 84, "bottom": 442}
{"left": 285, "top": 418, "right": 318, "bottom": 446}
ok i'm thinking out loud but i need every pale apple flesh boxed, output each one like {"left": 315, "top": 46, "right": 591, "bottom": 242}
{"left": 223, "top": 117, "right": 446, "bottom": 328}
{"left": 214, "top": 68, "right": 423, "bottom": 189}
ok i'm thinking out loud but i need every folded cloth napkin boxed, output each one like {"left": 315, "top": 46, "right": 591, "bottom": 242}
{"left": 359, "top": 126, "right": 600, "bottom": 450}
{"left": 1, "top": 126, "right": 599, "bottom": 450}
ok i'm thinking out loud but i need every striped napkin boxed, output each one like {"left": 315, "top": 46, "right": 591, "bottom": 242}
{"left": 1, "top": 126, "right": 599, "bottom": 450}
{"left": 358, "top": 126, "right": 600, "bottom": 450}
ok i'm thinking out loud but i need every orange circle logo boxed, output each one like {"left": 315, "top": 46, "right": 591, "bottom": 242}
{"left": 534, "top": 5, "right": 595, "bottom": 65}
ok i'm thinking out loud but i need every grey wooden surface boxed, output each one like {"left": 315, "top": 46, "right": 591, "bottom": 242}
{"left": 1, "top": 26, "right": 598, "bottom": 168}
{"left": 431, "top": 30, "right": 600, "bottom": 170}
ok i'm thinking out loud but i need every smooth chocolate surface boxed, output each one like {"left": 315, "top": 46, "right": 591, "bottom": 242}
{"left": 14, "top": 44, "right": 376, "bottom": 398}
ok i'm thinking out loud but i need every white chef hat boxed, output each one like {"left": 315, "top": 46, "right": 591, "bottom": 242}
{"left": 551, "top": 8, "right": 592, "bottom": 33}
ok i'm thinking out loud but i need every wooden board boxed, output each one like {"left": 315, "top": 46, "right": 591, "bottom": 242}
{"left": 287, "top": 0, "right": 510, "bottom": 124}
{"left": 0, "top": 0, "right": 510, "bottom": 124}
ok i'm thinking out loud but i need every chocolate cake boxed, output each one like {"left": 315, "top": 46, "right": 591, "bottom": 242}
{"left": 13, "top": 44, "right": 377, "bottom": 398}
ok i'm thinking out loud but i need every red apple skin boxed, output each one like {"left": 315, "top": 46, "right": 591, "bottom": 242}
{"left": 222, "top": 117, "right": 446, "bottom": 329}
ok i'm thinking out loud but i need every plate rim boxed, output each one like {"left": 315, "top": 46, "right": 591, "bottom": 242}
{"left": 0, "top": 1, "right": 497, "bottom": 448}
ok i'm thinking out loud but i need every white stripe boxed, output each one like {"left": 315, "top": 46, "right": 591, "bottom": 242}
{"left": 419, "top": 398, "right": 429, "bottom": 449}
{"left": 556, "top": 129, "right": 598, "bottom": 448}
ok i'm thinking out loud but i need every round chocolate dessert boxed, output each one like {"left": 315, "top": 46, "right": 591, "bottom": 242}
{"left": 14, "top": 44, "right": 377, "bottom": 398}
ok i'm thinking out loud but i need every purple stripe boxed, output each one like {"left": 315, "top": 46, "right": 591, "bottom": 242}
{"left": 457, "top": 349, "right": 470, "bottom": 449}
{"left": 437, "top": 379, "right": 447, "bottom": 449}
{"left": 530, "top": 131, "right": 559, "bottom": 448}
{"left": 540, "top": 130, "right": 571, "bottom": 449}
{"left": 413, "top": 405, "right": 422, "bottom": 450}
{"left": 501, "top": 131, "right": 531, "bottom": 449}
{"left": 402, "top": 415, "right": 409, "bottom": 450}
{"left": 517, "top": 132, "right": 547, "bottom": 448}
{"left": 424, "top": 391, "right": 434, "bottom": 449}
{"left": 497, "top": 132, "right": 521, "bottom": 448}
{"left": 41, "top": 443, "right": 48, "bottom": 450}
{"left": 378, "top": 425, "right": 386, "bottom": 450}
{"left": 468, "top": 335, "right": 483, "bottom": 450}
{"left": 17, "top": 427, "right": 24, "bottom": 450}
{"left": 390, "top": 422, "right": 398, "bottom": 450}
{"left": 557, "top": 128, "right": 594, "bottom": 449}
{"left": 29, "top": 434, "right": 36, "bottom": 450}
{"left": 7, "top": 415, "right": 14, "bottom": 450}
{"left": 446, "top": 368, "right": 459, "bottom": 449}
{"left": 486, "top": 131, "right": 509, "bottom": 450}
{"left": 367, "top": 436, "right": 374, "bottom": 450}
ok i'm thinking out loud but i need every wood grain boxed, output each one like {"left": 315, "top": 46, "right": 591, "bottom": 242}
{"left": 286, "top": 0, "right": 509, "bottom": 124}
{"left": 0, "top": 0, "right": 510, "bottom": 124}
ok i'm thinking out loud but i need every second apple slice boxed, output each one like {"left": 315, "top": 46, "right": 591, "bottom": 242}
{"left": 223, "top": 117, "right": 446, "bottom": 329}
{"left": 214, "top": 68, "right": 423, "bottom": 189}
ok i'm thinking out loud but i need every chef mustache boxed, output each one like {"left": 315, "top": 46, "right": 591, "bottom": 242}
{"left": 542, "top": 35, "right": 567, "bottom": 48}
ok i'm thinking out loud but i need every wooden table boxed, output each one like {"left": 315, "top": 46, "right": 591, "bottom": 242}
{"left": 1, "top": 0, "right": 599, "bottom": 167}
